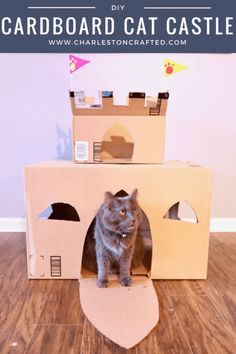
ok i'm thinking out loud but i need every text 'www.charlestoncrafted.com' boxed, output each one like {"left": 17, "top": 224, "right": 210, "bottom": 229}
{"left": 48, "top": 38, "right": 187, "bottom": 47}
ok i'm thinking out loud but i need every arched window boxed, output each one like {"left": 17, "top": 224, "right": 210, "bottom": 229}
{"left": 164, "top": 201, "right": 198, "bottom": 223}
{"left": 38, "top": 202, "right": 80, "bottom": 222}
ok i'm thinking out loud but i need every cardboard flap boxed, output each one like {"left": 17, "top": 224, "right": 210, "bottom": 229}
{"left": 79, "top": 277, "right": 159, "bottom": 349}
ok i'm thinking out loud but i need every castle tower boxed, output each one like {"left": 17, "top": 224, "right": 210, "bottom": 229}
{"left": 71, "top": 90, "right": 169, "bottom": 163}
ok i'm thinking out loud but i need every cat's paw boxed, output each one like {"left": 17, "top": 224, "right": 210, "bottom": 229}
{"left": 97, "top": 278, "right": 108, "bottom": 288}
{"left": 120, "top": 277, "right": 132, "bottom": 287}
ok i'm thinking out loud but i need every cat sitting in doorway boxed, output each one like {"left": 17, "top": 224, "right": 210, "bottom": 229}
{"left": 82, "top": 189, "right": 144, "bottom": 287}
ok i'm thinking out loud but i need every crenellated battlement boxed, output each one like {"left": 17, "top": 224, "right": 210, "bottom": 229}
{"left": 70, "top": 91, "right": 169, "bottom": 116}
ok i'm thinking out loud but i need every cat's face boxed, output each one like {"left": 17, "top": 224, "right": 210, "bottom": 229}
{"left": 102, "top": 189, "right": 142, "bottom": 237}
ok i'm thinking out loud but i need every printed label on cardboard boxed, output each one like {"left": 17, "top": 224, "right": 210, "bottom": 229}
{"left": 74, "top": 91, "right": 86, "bottom": 106}
{"left": 75, "top": 141, "right": 88, "bottom": 161}
{"left": 74, "top": 90, "right": 102, "bottom": 109}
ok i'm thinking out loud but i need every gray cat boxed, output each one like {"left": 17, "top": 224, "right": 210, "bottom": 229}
{"left": 82, "top": 189, "right": 144, "bottom": 287}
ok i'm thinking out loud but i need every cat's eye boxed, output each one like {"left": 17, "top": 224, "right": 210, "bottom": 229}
{"left": 120, "top": 210, "right": 127, "bottom": 216}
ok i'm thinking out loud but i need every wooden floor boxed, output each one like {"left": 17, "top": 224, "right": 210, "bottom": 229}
{"left": 0, "top": 233, "right": 235, "bottom": 354}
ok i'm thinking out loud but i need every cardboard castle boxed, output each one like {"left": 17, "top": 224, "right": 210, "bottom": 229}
{"left": 24, "top": 90, "right": 212, "bottom": 349}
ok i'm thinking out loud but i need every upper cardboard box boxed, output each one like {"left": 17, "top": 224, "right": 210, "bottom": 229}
{"left": 70, "top": 91, "right": 169, "bottom": 163}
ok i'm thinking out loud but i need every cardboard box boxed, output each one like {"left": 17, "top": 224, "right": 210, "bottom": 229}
{"left": 25, "top": 160, "right": 211, "bottom": 280}
{"left": 24, "top": 161, "right": 211, "bottom": 348}
{"left": 70, "top": 91, "right": 169, "bottom": 163}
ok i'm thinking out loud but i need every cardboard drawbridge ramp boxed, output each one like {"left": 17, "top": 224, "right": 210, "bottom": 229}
{"left": 79, "top": 276, "right": 159, "bottom": 349}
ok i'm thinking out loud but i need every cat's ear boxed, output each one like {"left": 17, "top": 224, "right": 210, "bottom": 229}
{"left": 104, "top": 191, "right": 114, "bottom": 203}
{"left": 130, "top": 188, "right": 138, "bottom": 200}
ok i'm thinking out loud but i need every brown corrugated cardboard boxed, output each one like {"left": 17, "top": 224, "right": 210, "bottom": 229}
{"left": 24, "top": 160, "right": 211, "bottom": 349}
{"left": 25, "top": 161, "right": 211, "bottom": 280}
{"left": 70, "top": 91, "right": 169, "bottom": 163}
{"left": 80, "top": 277, "right": 159, "bottom": 349}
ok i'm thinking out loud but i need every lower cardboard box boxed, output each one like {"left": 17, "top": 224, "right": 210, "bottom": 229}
{"left": 24, "top": 161, "right": 212, "bottom": 348}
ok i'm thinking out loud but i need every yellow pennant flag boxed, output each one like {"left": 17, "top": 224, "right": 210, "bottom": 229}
{"left": 164, "top": 59, "right": 188, "bottom": 77}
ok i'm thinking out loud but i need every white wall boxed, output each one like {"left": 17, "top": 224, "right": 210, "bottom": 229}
{"left": 0, "top": 53, "right": 235, "bottom": 217}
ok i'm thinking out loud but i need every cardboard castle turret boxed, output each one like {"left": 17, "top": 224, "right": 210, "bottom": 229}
{"left": 71, "top": 91, "right": 169, "bottom": 163}
{"left": 24, "top": 90, "right": 212, "bottom": 349}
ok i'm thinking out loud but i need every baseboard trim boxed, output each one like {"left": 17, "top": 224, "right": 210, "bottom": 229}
{"left": 0, "top": 218, "right": 26, "bottom": 232}
{"left": 209, "top": 219, "right": 236, "bottom": 232}
{"left": 0, "top": 217, "right": 236, "bottom": 233}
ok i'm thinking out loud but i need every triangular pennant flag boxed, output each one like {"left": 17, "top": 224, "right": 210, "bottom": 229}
{"left": 164, "top": 59, "right": 188, "bottom": 77}
{"left": 69, "top": 55, "right": 90, "bottom": 74}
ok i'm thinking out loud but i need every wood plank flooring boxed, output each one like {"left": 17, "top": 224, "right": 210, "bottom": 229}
{"left": 0, "top": 232, "right": 235, "bottom": 354}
